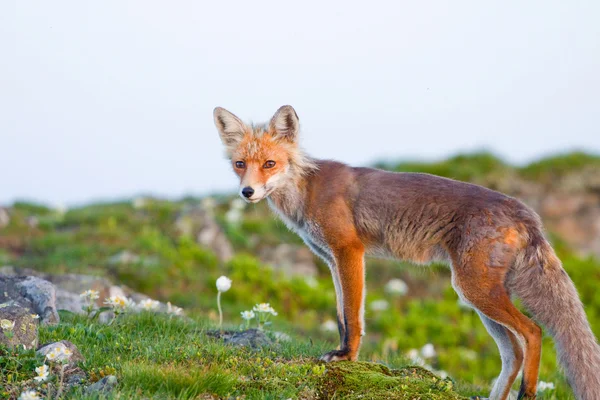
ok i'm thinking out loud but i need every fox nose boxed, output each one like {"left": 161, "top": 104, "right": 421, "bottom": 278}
{"left": 241, "top": 187, "right": 255, "bottom": 198}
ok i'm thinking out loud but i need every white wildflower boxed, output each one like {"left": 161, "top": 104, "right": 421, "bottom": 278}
{"left": 230, "top": 198, "right": 246, "bottom": 211}
{"left": 406, "top": 348, "right": 425, "bottom": 366}
{"left": 45, "top": 344, "right": 72, "bottom": 362}
{"left": 201, "top": 197, "right": 217, "bottom": 211}
{"left": 0, "top": 319, "right": 15, "bottom": 331}
{"left": 225, "top": 208, "right": 242, "bottom": 225}
{"left": 132, "top": 197, "right": 147, "bottom": 209}
{"left": 385, "top": 278, "right": 408, "bottom": 295}
{"left": 34, "top": 364, "right": 49, "bottom": 382}
{"left": 31, "top": 314, "right": 40, "bottom": 320}
{"left": 253, "top": 303, "right": 277, "bottom": 316}
{"left": 54, "top": 204, "right": 68, "bottom": 216}
{"left": 104, "top": 295, "right": 131, "bottom": 313}
{"left": 273, "top": 331, "right": 291, "bottom": 342}
{"left": 421, "top": 343, "right": 437, "bottom": 359}
{"left": 80, "top": 289, "right": 100, "bottom": 301}
{"left": 216, "top": 276, "right": 232, "bottom": 293}
{"left": 370, "top": 299, "right": 389, "bottom": 311}
{"left": 241, "top": 310, "right": 255, "bottom": 320}
{"left": 167, "top": 302, "right": 184, "bottom": 316}
{"left": 138, "top": 299, "right": 160, "bottom": 311}
{"left": 18, "top": 390, "right": 40, "bottom": 400}
{"left": 538, "top": 381, "right": 555, "bottom": 391}
{"left": 304, "top": 276, "right": 318, "bottom": 288}
{"left": 321, "top": 319, "right": 338, "bottom": 332}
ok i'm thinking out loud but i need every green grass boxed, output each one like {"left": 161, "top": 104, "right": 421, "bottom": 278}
{"left": 3, "top": 312, "right": 470, "bottom": 399}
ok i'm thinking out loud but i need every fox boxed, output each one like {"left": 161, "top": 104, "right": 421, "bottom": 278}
{"left": 213, "top": 105, "right": 600, "bottom": 400}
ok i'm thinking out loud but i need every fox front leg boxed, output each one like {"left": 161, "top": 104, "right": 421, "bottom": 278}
{"left": 320, "top": 245, "right": 365, "bottom": 362}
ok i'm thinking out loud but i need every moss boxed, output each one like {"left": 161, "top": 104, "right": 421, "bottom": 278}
{"left": 317, "top": 361, "right": 466, "bottom": 399}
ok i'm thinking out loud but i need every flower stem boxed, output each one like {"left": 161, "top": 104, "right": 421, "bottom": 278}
{"left": 217, "top": 291, "right": 223, "bottom": 329}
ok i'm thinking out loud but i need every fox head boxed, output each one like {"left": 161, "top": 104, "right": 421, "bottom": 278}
{"left": 213, "top": 105, "right": 316, "bottom": 203}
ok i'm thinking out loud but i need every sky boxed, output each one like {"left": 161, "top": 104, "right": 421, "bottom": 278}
{"left": 1, "top": 1, "right": 599, "bottom": 206}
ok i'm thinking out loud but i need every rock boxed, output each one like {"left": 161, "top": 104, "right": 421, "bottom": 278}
{"left": 259, "top": 244, "right": 318, "bottom": 277}
{"left": 0, "top": 207, "right": 9, "bottom": 228}
{"left": 174, "top": 205, "right": 233, "bottom": 262}
{"left": 0, "top": 302, "right": 38, "bottom": 349}
{"left": 0, "top": 276, "right": 59, "bottom": 325}
{"left": 85, "top": 375, "right": 118, "bottom": 394}
{"left": 55, "top": 289, "right": 85, "bottom": 314}
{"left": 107, "top": 251, "right": 158, "bottom": 267}
{"left": 206, "top": 329, "right": 273, "bottom": 348}
{"left": 37, "top": 340, "right": 85, "bottom": 364}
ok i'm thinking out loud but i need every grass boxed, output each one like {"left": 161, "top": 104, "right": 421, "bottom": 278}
{"left": 2, "top": 312, "right": 471, "bottom": 399}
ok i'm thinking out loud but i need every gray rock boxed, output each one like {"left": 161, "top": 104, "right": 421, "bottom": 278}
{"left": 175, "top": 205, "right": 233, "bottom": 262}
{"left": 0, "top": 276, "right": 59, "bottom": 325}
{"left": 0, "top": 207, "right": 9, "bottom": 228}
{"left": 55, "top": 289, "right": 86, "bottom": 314}
{"left": 207, "top": 329, "right": 273, "bottom": 348}
{"left": 260, "top": 244, "right": 318, "bottom": 277}
{"left": 37, "top": 340, "right": 85, "bottom": 364}
{"left": 0, "top": 301, "right": 38, "bottom": 349}
{"left": 85, "top": 375, "right": 118, "bottom": 394}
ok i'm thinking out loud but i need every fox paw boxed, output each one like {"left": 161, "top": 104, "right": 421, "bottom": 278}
{"left": 320, "top": 349, "right": 352, "bottom": 362}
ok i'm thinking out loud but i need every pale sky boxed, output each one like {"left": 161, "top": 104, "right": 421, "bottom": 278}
{"left": 1, "top": 1, "right": 599, "bottom": 206}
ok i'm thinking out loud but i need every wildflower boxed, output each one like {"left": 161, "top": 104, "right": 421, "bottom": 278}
{"left": 216, "top": 276, "right": 232, "bottom": 292}
{"left": 45, "top": 344, "right": 72, "bottom": 363}
{"left": 139, "top": 299, "right": 160, "bottom": 311}
{"left": 201, "top": 197, "right": 217, "bottom": 210}
{"left": 253, "top": 303, "right": 277, "bottom": 315}
{"left": 321, "top": 319, "right": 338, "bottom": 332}
{"left": 216, "top": 276, "right": 232, "bottom": 328}
{"left": 241, "top": 310, "right": 255, "bottom": 320}
{"left": 80, "top": 289, "right": 100, "bottom": 301}
{"left": 230, "top": 198, "right": 246, "bottom": 210}
{"left": 225, "top": 208, "right": 243, "bottom": 225}
{"left": 132, "top": 197, "right": 147, "bottom": 209}
{"left": 18, "top": 390, "right": 40, "bottom": 400}
{"left": 167, "top": 302, "right": 183, "bottom": 316}
{"left": 538, "top": 381, "right": 555, "bottom": 391}
{"left": 421, "top": 343, "right": 437, "bottom": 358}
{"left": 252, "top": 303, "right": 278, "bottom": 328}
{"left": 385, "top": 278, "right": 408, "bottom": 295}
{"left": 304, "top": 276, "right": 318, "bottom": 288}
{"left": 54, "top": 204, "right": 68, "bottom": 216}
{"left": 273, "top": 331, "right": 291, "bottom": 342}
{"left": 34, "top": 365, "right": 49, "bottom": 382}
{"left": 45, "top": 350, "right": 59, "bottom": 362}
{"left": 370, "top": 299, "right": 389, "bottom": 311}
{"left": 406, "top": 349, "right": 426, "bottom": 366}
{"left": 0, "top": 319, "right": 15, "bottom": 330}
{"left": 104, "top": 295, "right": 130, "bottom": 311}
{"left": 31, "top": 314, "right": 40, "bottom": 320}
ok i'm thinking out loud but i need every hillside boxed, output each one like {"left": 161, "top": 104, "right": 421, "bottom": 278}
{"left": 2, "top": 151, "right": 600, "bottom": 399}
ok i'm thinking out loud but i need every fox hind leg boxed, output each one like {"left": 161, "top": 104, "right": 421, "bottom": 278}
{"left": 477, "top": 312, "right": 524, "bottom": 400}
{"left": 452, "top": 262, "right": 541, "bottom": 400}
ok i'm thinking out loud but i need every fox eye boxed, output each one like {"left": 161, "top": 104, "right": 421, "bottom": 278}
{"left": 263, "top": 160, "right": 276, "bottom": 169}
{"left": 235, "top": 161, "right": 246, "bottom": 169}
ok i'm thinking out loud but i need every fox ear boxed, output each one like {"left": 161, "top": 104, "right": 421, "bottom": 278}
{"left": 269, "top": 105, "right": 299, "bottom": 143}
{"left": 213, "top": 107, "right": 247, "bottom": 151}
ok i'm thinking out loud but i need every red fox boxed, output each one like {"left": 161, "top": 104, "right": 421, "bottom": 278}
{"left": 213, "top": 105, "right": 600, "bottom": 400}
